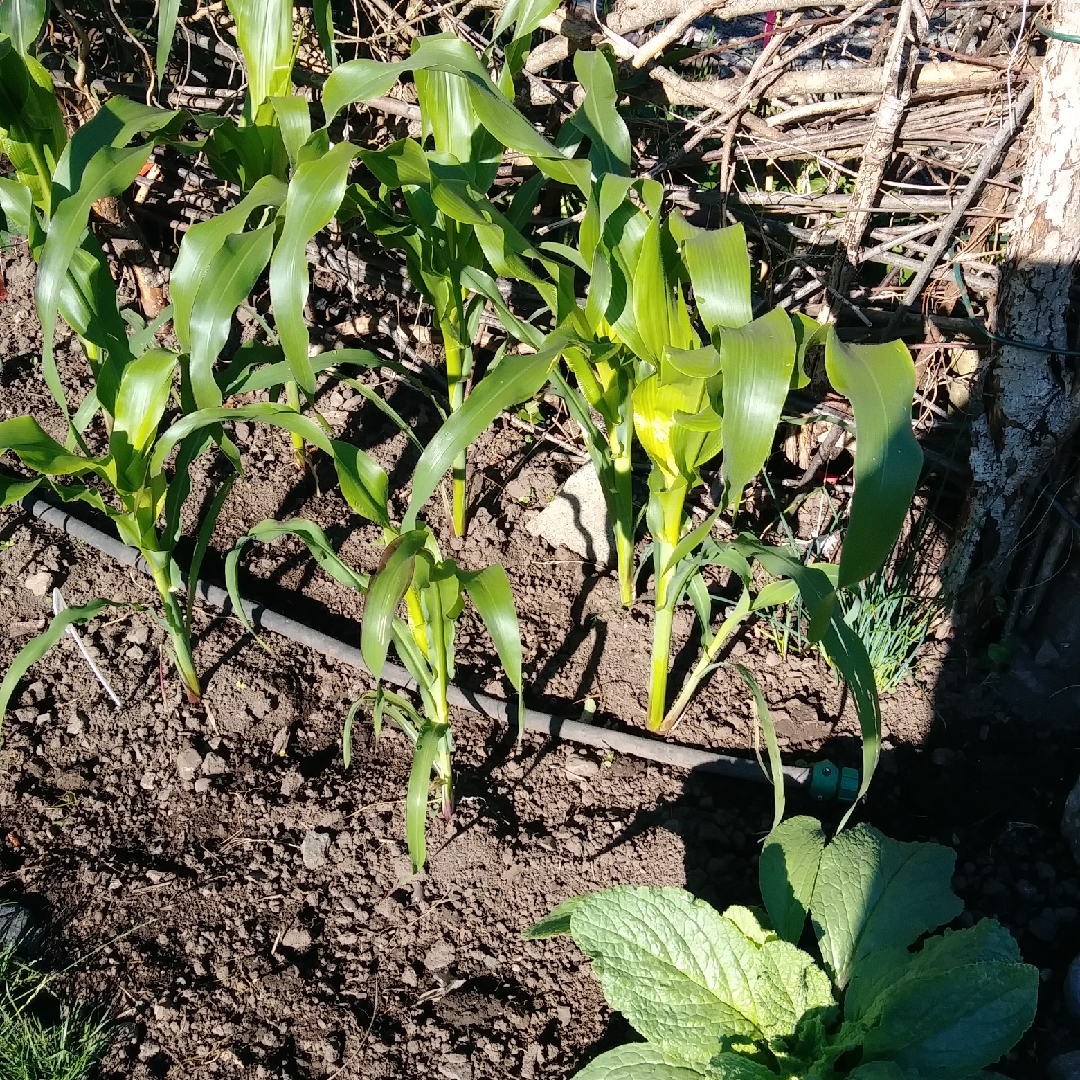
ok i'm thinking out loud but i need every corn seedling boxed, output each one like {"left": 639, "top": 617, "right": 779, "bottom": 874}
{"left": 227, "top": 482, "right": 522, "bottom": 873}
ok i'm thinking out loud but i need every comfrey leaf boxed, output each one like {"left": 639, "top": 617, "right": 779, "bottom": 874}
{"left": 760, "top": 817, "right": 826, "bottom": 944}
{"left": 571, "top": 1043, "right": 709, "bottom": 1080}
{"left": 565, "top": 887, "right": 834, "bottom": 1067}
{"left": 810, "top": 824, "right": 962, "bottom": 989}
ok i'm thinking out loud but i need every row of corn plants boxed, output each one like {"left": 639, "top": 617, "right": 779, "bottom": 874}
{"left": 0, "top": 0, "right": 922, "bottom": 869}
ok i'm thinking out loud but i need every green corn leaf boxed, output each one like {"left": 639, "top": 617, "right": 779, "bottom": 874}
{"left": 406, "top": 720, "right": 445, "bottom": 872}
{"left": 361, "top": 530, "right": 429, "bottom": 679}
{"left": 269, "top": 140, "right": 358, "bottom": 393}
{"left": 570, "top": 51, "right": 631, "bottom": 177}
{"left": 155, "top": 0, "right": 182, "bottom": 84}
{"left": 171, "top": 174, "right": 287, "bottom": 351}
{"left": 0, "top": 471, "right": 42, "bottom": 505}
{"left": 37, "top": 141, "right": 156, "bottom": 417}
{"left": 403, "top": 336, "right": 568, "bottom": 529}
{"left": 738, "top": 663, "right": 784, "bottom": 830}
{"left": 717, "top": 305, "right": 796, "bottom": 509}
{"left": 825, "top": 329, "right": 922, "bottom": 589}
{"left": 52, "top": 97, "right": 179, "bottom": 200}
{"left": 751, "top": 578, "right": 799, "bottom": 611}
{"left": 188, "top": 224, "right": 277, "bottom": 409}
{"left": 225, "top": 0, "right": 296, "bottom": 118}
{"left": 312, "top": 0, "right": 337, "bottom": 67}
{"left": 0, "top": 39, "right": 68, "bottom": 212}
{"left": 331, "top": 440, "right": 390, "bottom": 528}
{"left": 110, "top": 348, "right": 178, "bottom": 491}
{"left": 359, "top": 138, "right": 431, "bottom": 188}
{"left": 759, "top": 816, "right": 825, "bottom": 945}
{"left": 0, "top": 174, "right": 31, "bottom": 232}
{"left": 494, "top": 0, "right": 559, "bottom": 40}
{"left": 0, "top": 415, "right": 99, "bottom": 477}
{"left": 0, "top": 598, "right": 120, "bottom": 725}
{"left": 670, "top": 214, "right": 753, "bottom": 332}
{"left": 322, "top": 35, "right": 591, "bottom": 194}
{"left": 791, "top": 312, "right": 825, "bottom": 389}
{"left": 665, "top": 344, "right": 722, "bottom": 380}
{"left": 151, "top": 402, "right": 334, "bottom": 474}
{"left": 0, "top": 0, "right": 46, "bottom": 54}
{"left": 459, "top": 564, "right": 523, "bottom": 733}
{"left": 631, "top": 214, "right": 671, "bottom": 366}
{"left": 185, "top": 474, "right": 236, "bottom": 635}
{"left": 270, "top": 95, "right": 311, "bottom": 167}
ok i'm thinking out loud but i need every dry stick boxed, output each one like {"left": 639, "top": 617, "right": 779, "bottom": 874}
{"left": 828, "top": 0, "right": 924, "bottom": 302}
{"left": 631, "top": 0, "right": 729, "bottom": 68}
{"left": 884, "top": 74, "right": 1037, "bottom": 335}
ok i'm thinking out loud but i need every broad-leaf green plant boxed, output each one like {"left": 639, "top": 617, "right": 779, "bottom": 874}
{"left": 526, "top": 817, "right": 1038, "bottom": 1080}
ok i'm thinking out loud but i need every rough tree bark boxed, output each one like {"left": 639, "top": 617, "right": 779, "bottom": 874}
{"left": 947, "top": 0, "right": 1080, "bottom": 614}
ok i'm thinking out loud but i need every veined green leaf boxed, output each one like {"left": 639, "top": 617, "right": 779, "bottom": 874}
{"left": 0, "top": 0, "right": 46, "bottom": 54}
{"left": 188, "top": 224, "right": 277, "bottom": 409}
{"left": 666, "top": 344, "right": 722, "bottom": 380}
{"left": 155, "top": 0, "right": 182, "bottom": 84}
{"left": 361, "top": 530, "right": 429, "bottom": 679}
{"left": 717, "top": 305, "right": 796, "bottom": 509}
{"left": 759, "top": 816, "right": 825, "bottom": 945}
{"left": 566, "top": 886, "right": 834, "bottom": 1066}
{"left": 750, "top": 578, "right": 799, "bottom": 611}
{"left": 269, "top": 140, "right": 358, "bottom": 393}
{"left": 110, "top": 348, "right": 178, "bottom": 491}
{"left": 459, "top": 564, "right": 523, "bottom": 732}
{"left": 0, "top": 598, "right": 120, "bottom": 725}
{"left": 860, "top": 946, "right": 1037, "bottom": 1080}
{"left": 403, "top": 337, "right": 568, "bottom": 529}
{"left": 171, "top": 174, "right": 287, "bottom": 351}
{"left": 631, "top": 214, "right": 670, "bottom": 366}
{"left": 523, "top": 896, "right": 583, "bottom": 940}
{"left": 670, "top": 214, "right": 753, "bottom": 332}
{"left": 571, "top": 1044, "right": 712, "bottom": 1080}
{"left": 360, "top": 138, "right": 431, "bottom": 188}
{"left": 825, "top": 330, "right": 922, "bottom": 589}
{"left": 810, "top": 824, "right": 962, "bottom": 990}
{"left": 226, "top": 0, "right": 296, "bottom": 118}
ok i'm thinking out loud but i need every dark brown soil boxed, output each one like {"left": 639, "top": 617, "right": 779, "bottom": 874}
{"left": 3, "top": 239, "right": 1080, "bottom": 1080}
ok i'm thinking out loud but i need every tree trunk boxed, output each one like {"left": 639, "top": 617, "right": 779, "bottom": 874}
{"left": 947, "top": 0, "right": 1080, "bottom": 619}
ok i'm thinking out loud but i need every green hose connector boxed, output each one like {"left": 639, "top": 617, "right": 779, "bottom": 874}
{"left": 808, "top": 760, "right": 860, "bottom": 803}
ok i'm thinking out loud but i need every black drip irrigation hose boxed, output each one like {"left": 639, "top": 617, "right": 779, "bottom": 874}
{"left": 18, "top": 494, "right": 812, "bottom": 790}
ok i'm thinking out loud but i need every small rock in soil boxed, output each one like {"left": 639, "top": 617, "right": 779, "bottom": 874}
{"left": 281, "top": 926, "right": 312, "bottom": 950}
{"left": 527, "top": 462, "right": 615, "bottom": 567}
{"left": 176, "top": 746, "right": 202, "bottom": 782}
{"left": 193, "top": 777, "right": 211, "bottom": 794}
{"left": 931, "top": 747, "right": 955, "bottom": 766}
{"left": 423, "top": 941, "right": 456, "bottom": 972}
{"left": 1050, "top": 1051, "right": 1080, "bottom": 1080}
{"left": 1062, "top": 774, "right": 1080, "bottom": 863}
{"left": 21, "top": 571, "right": 52, "bottom": 597}
{"left": 565, "top": 756, "right": 600, "bottom": 782}
{"left": 202, "top": 752, "right": 227, "bottom": 776}
{"left": 280, "top": 771, "right": 303, "bottom": 797}
{"left": 6, "top": 619, "right": 44, "bottom": 638}
{"left": 301, "top": 830, "right": 330, "bottom": 870}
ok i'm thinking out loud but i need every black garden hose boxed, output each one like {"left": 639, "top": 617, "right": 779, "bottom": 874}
{"left": 18, "top": 493, "right": 811, "bottom": 788}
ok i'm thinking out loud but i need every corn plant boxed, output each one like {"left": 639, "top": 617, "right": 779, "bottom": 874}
{"left": 323, "top": 32, "right": 590, "bottom": 536}
{"left": 226, "top": 484, "right": 522, "bottom": 873}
